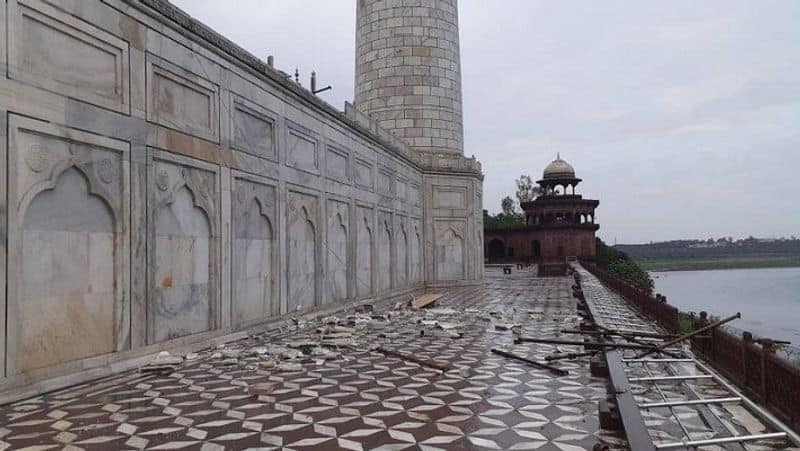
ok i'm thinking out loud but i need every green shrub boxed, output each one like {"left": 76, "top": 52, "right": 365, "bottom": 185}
{"left": 596, "top": 238, "right": 654, "bottom": 290}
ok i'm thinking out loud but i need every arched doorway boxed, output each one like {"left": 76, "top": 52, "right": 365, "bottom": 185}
{"left": 531, "top": 240, "right": 541, "bottom": 260}
{"left": 487, "top": 239, "right": 505, "bottom": 262}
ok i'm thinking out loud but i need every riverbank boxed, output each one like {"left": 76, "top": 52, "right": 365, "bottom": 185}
{"left": 636, "top": 254, "right": 800, "bottom": 272}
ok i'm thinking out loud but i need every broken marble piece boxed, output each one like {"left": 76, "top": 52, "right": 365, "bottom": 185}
{"left": 221, "top": 349, "right": 240, "bottom": 359}
{"left": 141, "top": 351, "right": 183, "bottom": 373}
{"left": 321, "top": 332, "right": 353, "bottom": 340}
{"left": 288, "top": 340, "right": 318, "bottom": 350}
{"left": 494, "top": 323, "right": 521, "bottom": 331}
{"left": 426, "top": 308, "right": 459, "bottom": 316}
{"left": 278, "top": 362, "right": 303, "bottom": 372}
{"left": 247, "top": 346, "right": 269, "bottom": 356}
{"left": 221, "top": 358, "right": 238, "bottom": 366}
{"left": 321, "top": 337, "right": 354, "bottom": 347}
{"left": 249, "top": 382, "right": 278, "bottom": 396}
{"left": 354, "top": 304, "right": 374, "bottom": 314}
{"left": 437, "top": 322, "right": 463, "bottom": 330}
{"left": 184, "top": 352, "right": 200, "bottom": 361}
{"left": 317, "top": 325, "right": 354, "bottom": 335}
{"left": 259, "top": 360, "right": 277, "bottom": 369}
{"left": 280, "top": 349, "right": 301, "bottom": 360}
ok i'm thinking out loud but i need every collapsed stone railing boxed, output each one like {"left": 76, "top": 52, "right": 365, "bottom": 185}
{"left": 582, "top": 263, "right": 800, "bottom": 432}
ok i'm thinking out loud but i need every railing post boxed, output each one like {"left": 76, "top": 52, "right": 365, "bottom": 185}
{"left": 742, "top": 331, "right": 752, "bottom": 387}
{"left": 761, "top": 340, "right": 774, "bottom": 404}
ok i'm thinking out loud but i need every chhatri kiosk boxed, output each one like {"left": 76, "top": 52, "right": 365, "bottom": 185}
{"left": 485, "top": 155, "right": 599, "bottom": 274}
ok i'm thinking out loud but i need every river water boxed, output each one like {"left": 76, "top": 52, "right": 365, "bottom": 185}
{"left": 651, "top": 267, "right": 800, "bottom": 345}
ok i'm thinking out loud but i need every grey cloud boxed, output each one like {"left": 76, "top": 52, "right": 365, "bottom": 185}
{"left": 172, "top": 0, "right": 800, "bottom": 243}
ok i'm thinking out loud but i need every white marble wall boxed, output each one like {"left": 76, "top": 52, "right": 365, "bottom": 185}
{"left": 0, "top": 0, "right": 482, "bottom": 399}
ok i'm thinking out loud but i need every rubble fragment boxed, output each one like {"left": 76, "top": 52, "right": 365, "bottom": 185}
{"left": 278, "top": 362, "right": 302, "bottom": 372}
{"left": 259, "top": 360, "right": 277, "bottom": 369}
{"left": 141, "top": 351, "right": 183, "bottom": 373}
{"left": 249, "top": 382, "right": 278, "bottom": 396}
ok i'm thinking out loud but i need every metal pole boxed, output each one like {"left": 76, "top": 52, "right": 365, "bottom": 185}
{"left": 629, "top": 375, "right": 713, "bottom": 382}
{"left": 655, "top": 432, "right": 788, "bottom": 449}
{"left": 692, "top": 358, "right": 800, "bottom": 446}
{"left": 375, "top": 347, "right": 450, "bottom": 372}
{"left": 490, "top": 348, "right": 568, "bottom": 376}
{"left": 622, "top": 358, "right": 693, "bottom": 363}
{"left": 561, "top": 329, "right": 681, "bottom": 339}
{"left": 640, "top": 397, "right": 741, "bottom": 409}
{"left": 515, "top": 337, "right": 681, "bottom": 351}
{"left": 634, "top": 312, "right": 741, "bottom": 359}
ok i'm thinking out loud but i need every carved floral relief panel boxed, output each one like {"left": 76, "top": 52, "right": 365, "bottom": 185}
{"left": 396, "top": 218, "right": 408, "bottom": 288}
{"left": 287, "top": 191, "right": 318, "bottom": 311}
{"left": 232, "top": 175, "right": 277, "bottom": 328}
{"left": 434, "top": 220, "right": 465, "bottom": 281}
{"left": 377, "top": 211, "right": 393, "bottom": 292}
{"left": 7, "top": 115, "right": 130, "bottom": 374}
{"left": 326, "top": 200, "right": 349, "bottom": 303}
{"left": 148, "top": 153, "right": 219, "bottom": 343}
{"left": 356, "top": 206, "right": 373, "bottom": 298}
{"left": 410, "top": 219, "right": 422, "bottom": 284}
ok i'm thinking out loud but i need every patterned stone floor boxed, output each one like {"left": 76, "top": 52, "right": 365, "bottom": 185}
{"left": 577, "top": 266, "right": 799, "bottom": 451}
{"left": 0, "top": 267, "right": 627, "bottom": 450}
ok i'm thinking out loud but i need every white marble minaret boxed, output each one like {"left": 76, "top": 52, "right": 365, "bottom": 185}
{"left": 355, "top": 0, "right": 464, "bottom": 155}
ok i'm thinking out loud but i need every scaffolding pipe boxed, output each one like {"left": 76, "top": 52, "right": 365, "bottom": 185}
{"left": 640, "top": 397, "right": 741, "bottom": 409}
{"left": 692, "top": 358, "right": 800, "bottom": 446}
{"left": 654, "top": 432, "right": 788, "bottom": 449}
{"left": 629, "top": 374, "right": 712, "bottom": 382}
{"left": 634, "top": 312, "right": 741, "bottom": 359}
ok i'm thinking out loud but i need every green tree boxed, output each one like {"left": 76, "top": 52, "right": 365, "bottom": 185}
{"left": 515, "top": 175, "right": 542, "bottom": 203}
{"left": 595, "top": 237, "right": 654, "bottom": 290}
{"left": 501, "top": 196, "right": 518, "bottom": 217}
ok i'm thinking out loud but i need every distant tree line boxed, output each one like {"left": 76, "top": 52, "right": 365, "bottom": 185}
{"left": 616, "top": 237, "right": 800, "bottom": 259}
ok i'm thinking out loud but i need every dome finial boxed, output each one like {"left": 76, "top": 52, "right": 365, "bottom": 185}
{"left": 557, "top": 152, "right": 561, "bottom": 160}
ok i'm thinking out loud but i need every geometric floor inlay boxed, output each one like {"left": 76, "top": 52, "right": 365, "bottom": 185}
{"left": 0, "top": 267, "right": 628, "bottom": 450}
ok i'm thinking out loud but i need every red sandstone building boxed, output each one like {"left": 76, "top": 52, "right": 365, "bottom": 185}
{"left": 484, "top": 155, "right": 599, "bottom": 264}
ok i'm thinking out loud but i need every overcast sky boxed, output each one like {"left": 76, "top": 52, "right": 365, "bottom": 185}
{"left": 172, "top": 0, "right": 799, "bottom": 244}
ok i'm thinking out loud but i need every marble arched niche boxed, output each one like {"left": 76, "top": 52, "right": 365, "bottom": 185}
{"left": 377, "top": 218, "right": 392, "bottom": 291}
{"left": 288, "top": 193, "right": 318, "bottom": 311}
{"left": 19, "top": 167, "right": 119, "bottom": 372}
{"left": 396, "top": 224, "right": 408, "bottom": 288}
{"left": 232, "top": 181, "right": 276, "bottom": 328}
{"left": 436, "top": 223, "right": 465, "bottom": 281}
{"left": 327, "top": 211, "right": 348, "bottom": 303}
{"left": 356, "top": 214, "right": 373, "bottom": 297}
{"left": 410, "top": 224, "right": 422, "bottom": 284}
{"left": 149, "top": 160, "right": 217, "bottom": 343}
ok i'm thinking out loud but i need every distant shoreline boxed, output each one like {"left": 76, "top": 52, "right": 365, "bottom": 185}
{"left": 638, "top": 255, "right": 800, "bottom": 272}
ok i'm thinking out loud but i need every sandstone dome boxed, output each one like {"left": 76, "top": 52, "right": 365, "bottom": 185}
{"left": 542, "top": 154, "right": 575, "bottom": 180}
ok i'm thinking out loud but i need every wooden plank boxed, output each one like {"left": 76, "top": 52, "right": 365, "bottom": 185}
{"left": 411, "top": 293, "right": 442, "bottom": 309}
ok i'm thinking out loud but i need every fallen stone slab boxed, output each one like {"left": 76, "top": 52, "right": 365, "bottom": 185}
{"left": 141, "top": 351, "right": 183, "bottom": 373}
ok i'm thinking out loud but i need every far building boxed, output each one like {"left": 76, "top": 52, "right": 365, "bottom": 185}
{"left": 484, "top": 155, "right": 599, "bottom": 266}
